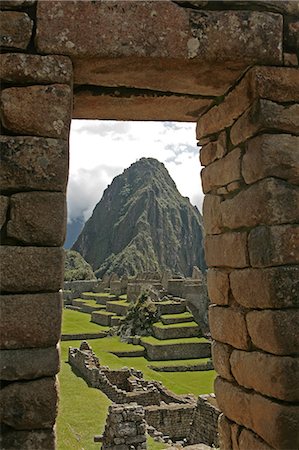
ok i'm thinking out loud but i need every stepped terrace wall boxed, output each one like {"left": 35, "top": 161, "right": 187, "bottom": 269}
{"left": 1, "top": 1, "right": 298, "bottom": 448}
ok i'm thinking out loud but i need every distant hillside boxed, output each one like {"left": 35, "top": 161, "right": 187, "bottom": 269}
{"left": 64, "top": 249, "right": 96, "bottom": 281}
{"left": 72, "top": 158, "right": 205, "bottom": 277}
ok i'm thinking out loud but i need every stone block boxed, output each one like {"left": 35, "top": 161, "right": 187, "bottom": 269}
{"left": 209, "top": 305, "right": 250, "bottom": 350}
{"left": 238, "top": 428, "right": 273, "bottom": 450}
{"left": 0, "top": 53, "right": 72, "bottom": 85}
{"left": 230, "top": 350, "right": 299, "bottom": 402}
{"left": 189, "top": 10, "right": 282, "bottom": 63}
{"left": 242, "top": 134, "right": 299, "bottom": 185}
{"left": 1, "top": 85, "right": 72, "bottom": 139}
{"left": 0, "top": 427, "right": 55, "bottom": 450}
{"left": 246, "top": 309, "right": 299, "bottom": 356}
{"left": 211, "top": 341, "right": 234, "bottom": 381}
{"left": 215, "top": 377, "right": 299, "bottom": 450}
{"left": 0, "top": 377, "right": 58, "bottom": 430}
{"left": 285, "top": 19, "right": 299, "bottom": 51}
{"left": 203, "top": 194, "right": 223, "bottom": 235}
{"left": 248, "top": 225, "right": 299, "bottom": 267}
{"left": 0, "top": 293, "right": 62, "bottom": 349}
{"left": 0, "top": 11, "right": 33, "bottom": 49}
{"left": 0, "top": 195, "right": 9, "bottom": 230}
{"left": 207, "top": 268, "right": 229, "bottom": 305}
{"left": 36, "top": 1, "right": 190, "bottom": 58}
{"left": 201, "top": 148, "right": 242, "bottom": 194}
{"left": 284, "top": 52, "right": 298, "bottom": 67}
{"left": 230, "top": 266, "right": 299, "bottom": 309}
{"left": 7, "top": 192, "right": 66, "bottom": 246}
{"left": 218, "top": 414, "right": 232, "bottom": 450}
{"left": 0, "top": 346, "right": 59, "bottom": 380}
{"left": 220, "top": 178, "right": 299, "bottom": 230}
{"left": 200, "top": 130, "right": 227, "bottom": 166}
{"left": 196, "top": 66, "right": 299, "bottom": 138}
{"left": 205, "top": 232, "right": 249, "bottom": 268}
{"left": 0, "top": 1, "right": 36, "bottom": 8}
{"left": 0, "top": 136, "right": 68, "bottom": 192}
{"left": 230, "top": 99, "right": 299, "bottom": 146}
{"left": 0, "top": 246, "right": 64, "bottom": 292}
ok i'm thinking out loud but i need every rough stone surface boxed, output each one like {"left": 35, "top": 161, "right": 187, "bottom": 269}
{"left": 196, "top": 66, "right": 299, "bottom": 138}
{"left": 238, "top": 428, "right": 273, "bottom": 450}
{"left": 188, "top": 10, "right": 282, "bottom": 64}
{"left": 1, "top": 85, "right": 72, "bottom": 139}
{"left": 0, "top": 377, "right": 58, "bottom": 430}
{"left": 200, "top": 131, "right": 227, "bottom": 166}
{"left": 215, "top": 377, "right": 299, "bottom": 450}
{"left": 0, "top": 246, "right": 64, "bottom": 292}
{"left": 218, "top": 414, "right": 232, "bottom": 450}
{"left": 209, "top": 305, "right": 250, "bottom": 350}
{"left": 230, "top": 350, "right": 299, "bottom": 402}
{"left": 0, "top": 427, "right": 55, "bottom": 450}
{"left": 211, "top": 341, "right": 234, "bottom": 381}
{"left": 0, "top": 0, "right": 36, "bottom": 8}
{"left": 0, "top": 136, "right": 69, "bottom": 192}
{"left": 73, "top": 88, "right": 212, "bottom": 122}
{"left": 0, "top": 293, "right": 62, "bottom": 349}
{"left": 230, "top": 266, "right": 299, "bottom": 309}
{"left": 0, "top": 347, "right": 59, "bottom": 380}
{"left": 230, "top": 99, "right": 299, "bottom": 146}
{"left": 207, "top": 268, "right": 229, "bottom": 305}
{"left": 248, "top": 225, "right": 299, "bottom": 267}
{"left": 0, "top": 195, "right": 9, "bottom": 230}
{"left": 0, "top": 53, "right": 72, "bottom": 85}
{"left": 205, "top": 232, "right": 249, "bottom": 268}
{"left": 203, "top": 194, "right": 223, "bottom": 234}
{"left": 7, "top": 192, "right": 66, "bottom": 246}
{"left": 0, "top": 11, "right": 33, "bottom": 49}
{"left": 220, "top": 178, "right": 299, "bottom": 229}
{"left": 201, "top": 148, "right": 242, "bottom": 193}
{"left": 242, "top": 134, "right": 299, "bottom": 185}
{"left": 246, "top": 309, "right": 299, "bottom": 356}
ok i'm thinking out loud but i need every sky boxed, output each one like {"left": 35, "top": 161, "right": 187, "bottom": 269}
{"left": 68, "top": 120, "right": 204, "bottom": 226}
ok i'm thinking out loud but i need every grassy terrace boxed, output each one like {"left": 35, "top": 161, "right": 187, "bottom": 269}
{"left": 153, "top": 321, "right": 199, "bottom": 329}
{"left": 149, "top": 357, "right": 211, "bottom": 367}
{"left": 141, "top": 336, "right": 209, "bottom": 345}
{"left": 160, "top": 312, "right": 193, "bottom": 320}
{"left": 83, "top": 291, "right": 115, "bottom": 297}
{"left": 62, "top": 309, "right": 109, "bottom": 334}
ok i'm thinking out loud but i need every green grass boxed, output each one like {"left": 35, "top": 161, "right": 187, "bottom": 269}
{"left": 161, "top": 312, "right": 193, "bottom": 320}
{"left": 93, "top": 310, "right": 115, "bottom": 316}
{"left": 119, "top": 294, "right": 128, "bottom": 300}
{"left": 83, "top": 292, "right": 115, "bottom": 298}
{"left": 62, "top": 309, "right": 109, "bottom": 334}
{"left": 153, "top": 321, "right": 199, "bottom": 329}
{"left": 149, "top": 357, "right": 211, "bottom": 367}
{"left": 106, "top": 299, "right": 130, "bottom": 306}
{"left": 141, "top": 336, "right": 209, "bottom": 346}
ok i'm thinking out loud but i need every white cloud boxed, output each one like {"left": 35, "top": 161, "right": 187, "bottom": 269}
{"left": 68, "top": 120, "right": 204, "bottom": 223}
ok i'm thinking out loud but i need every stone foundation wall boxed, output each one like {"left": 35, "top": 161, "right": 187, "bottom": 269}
{"left": 189, "top": 395, "right": 220, "bottom": 447}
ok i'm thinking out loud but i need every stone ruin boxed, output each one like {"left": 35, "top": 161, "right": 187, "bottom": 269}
{"left": 69, "top": 342, "right": 220, "bottom": 447}
{"left": 1, "top": 1, "right": 298, "bottom": 449}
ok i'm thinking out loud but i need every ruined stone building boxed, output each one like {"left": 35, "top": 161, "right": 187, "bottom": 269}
{"left": 0, "top": 1, "right": 298, "bottom": 449}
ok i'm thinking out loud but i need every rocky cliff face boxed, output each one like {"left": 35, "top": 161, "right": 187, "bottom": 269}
{"left": 72, "top": 158, "right": 205, "bottom": 277}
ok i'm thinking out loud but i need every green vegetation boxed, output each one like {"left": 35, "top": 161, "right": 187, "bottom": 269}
{"left": 83, "top": 292, "right": 115, "bottom": 298}
{"left": 149, "top": 357, "right": 211, "bottom": 367}
{"left": 62, "top": 309, "right": 109, "bottom": 334}
{"left": 153, "top": 321, "right": 199, "bottom": 329}
{"left": 161, "top": 312, "right": 193, "bottom": 320}
{"left": 141, "top": 336, "right": 209, "bottom": 346}
{"left": 119, "top": 293, "right": 158, "bottom": 337}
{"left": 64, "top": 250, "right": 96, "bottom": 281}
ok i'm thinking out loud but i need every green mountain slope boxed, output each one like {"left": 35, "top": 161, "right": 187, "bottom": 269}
{"left": 72, "top": 158, "right": 205, "bottom": 277}
{"left": 64, "top": 249, "right": 96, "bottom": 281}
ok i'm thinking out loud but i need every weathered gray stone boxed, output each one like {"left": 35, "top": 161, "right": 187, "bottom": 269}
{"left": 1, "top": 85, "right": 72, "bottom": 139}
{"left": 0, "top": 427, "right": 55, "bottom": 450}
{"left": 201, "top": 148, "right": 242, "bottom": 193}
{"left": 246, "top": 309, "right": 299, "bottom": 356}
{"left": 248, "top": 225, "right": 299, "bottom": 267}
{"left": 242, "top": 134, "right": 299, "bottom": 185}
{"left": 7, "top": 192, "right": 66, "bottom": 246}
{"left": 0, "top": 246, "right": 64, "bottom": 292}
{"left": 0, "top": 11, "right": 33, "bottom": 49}
{"left": 230, "top": 350, "right": 299, "bottom": 402}
{"left": 212, "top": 341, "right": 234, "bottom": 381}
{"left": 0, "top": 293, "right": 62, "bottom": 349}
{"left": 203, "top": 194, "right": 223, "bottom": 234}
{"left": 0, "top": 346, "right": 59, "bottom": 380}
{"left": 205, "top": 232, "right": 249, "bottom": 268}
{"left": 207, "top": 269, "right": 229, "bottom": 305}
{"left": 0, "top": 53, "right": 72, "bottom": 85}
{"left": 0, "top": 377, "right": 58, "bottom": 430}
{"left": 0, "top": 136, "right": 69, "bottom": 193}
{"left": 0, "top": 1, "right": 36, "bottom": 8}
{"left": 0, "top": 195, "right": 9, "bottom": 230}
{"left": 230, "top": 266, "right": 299, "bottom": 309}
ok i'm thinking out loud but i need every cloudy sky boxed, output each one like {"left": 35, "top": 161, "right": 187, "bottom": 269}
{"left": 68, "top": 120, "right": 204, "bottom": 226}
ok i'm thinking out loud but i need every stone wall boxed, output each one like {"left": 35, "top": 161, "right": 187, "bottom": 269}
{"left": 189, "top": 394, "right": 220, "bottom": 447}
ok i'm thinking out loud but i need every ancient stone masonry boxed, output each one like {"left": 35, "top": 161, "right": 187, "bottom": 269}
{"left": 1, "top": 1, "right": 299, "bottom": 448}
